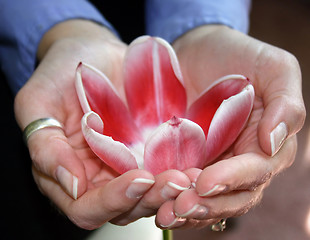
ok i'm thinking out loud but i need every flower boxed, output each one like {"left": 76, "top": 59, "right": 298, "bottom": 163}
{"left": 75, "top": 36, "right": 255, "bottom": 175}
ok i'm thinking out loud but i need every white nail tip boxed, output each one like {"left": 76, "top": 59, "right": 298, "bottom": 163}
{"left": 167, "top": 181, "right": 189, "bottom": 191}
{"left": 126, "top": 178, "right": 155, "bottom": 199}
{"left": 176, "top": 204, "right": 199, "bottom": 218}
{"left": 160, "top": 217, "right": 186, "bottom": 228}
{"left": 199, "top": 184, "right": 226, "bottom": 197}
{"left": 176, "top": 204, "right": 208, "bottom": 218}
{"left": 270, "top": 122, "right": 288, "bottom": 156}
{"left": 56, "top": 166, "right": 79, "bottom": 200}
{"left": 72, "top": 176, "right": 78, "bottom": 200}
{"left": 160, "top": 218, "right": 178, "bottom": 228}
{"left": 132, "top": 178, "right": 155, "bottom": 184}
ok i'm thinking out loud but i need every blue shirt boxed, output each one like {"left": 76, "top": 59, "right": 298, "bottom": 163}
{"left": 0, "top": 0, "right": 251, "bottom": 94}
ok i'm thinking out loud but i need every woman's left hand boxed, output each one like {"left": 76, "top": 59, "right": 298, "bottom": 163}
{"left": 155, "top": 24, "right": 305, "bottom": 229}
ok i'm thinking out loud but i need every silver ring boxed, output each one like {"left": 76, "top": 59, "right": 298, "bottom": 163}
{"left": 211, "top": 219, "right": 227, "bottom": 232}
{"left": 23, "top": 118, "right": 63, "bottom": 144}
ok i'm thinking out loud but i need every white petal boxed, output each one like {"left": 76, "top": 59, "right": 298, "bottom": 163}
{"left": 82, "top": 112, "right": 139, "bottom": 174}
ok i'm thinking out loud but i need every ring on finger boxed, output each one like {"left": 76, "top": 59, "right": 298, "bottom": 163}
{"left": 211, "top": 218, "right": 227, "bottom": 232}
{"left": 23, "top": 118, "right": 63, "bottom": 144}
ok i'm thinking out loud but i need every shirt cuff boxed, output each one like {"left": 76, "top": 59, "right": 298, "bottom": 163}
{"left": 145, "top": 0, "right": 252, "bottom": 43}
{"left": 0, "top": 0, "right": 116, "bottom": 94}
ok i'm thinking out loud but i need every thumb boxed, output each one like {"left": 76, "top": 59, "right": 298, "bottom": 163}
{"left": 257, "top": 60, "right": 305, "bottom": 156}
{"left": 27, "top": 127, "right": 89, "bottom": 199}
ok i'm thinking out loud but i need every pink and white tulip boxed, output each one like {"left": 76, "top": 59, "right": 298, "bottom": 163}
{"left": 76, "top": 36, "right": 255, "bottom": 175}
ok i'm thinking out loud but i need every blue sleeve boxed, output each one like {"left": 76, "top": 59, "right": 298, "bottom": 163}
{"left": 145, "top": 0, "right": 252, "bottom": 43}
{"left": 0, "top": 0, "right": 116, "bottom": 94}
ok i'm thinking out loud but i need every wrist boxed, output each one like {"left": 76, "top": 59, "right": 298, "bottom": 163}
{"left": 172, "top": 24, "right": 229, "bottom": 51}
{"left": 37, "top": 19, "right": 120, "bottom": 61}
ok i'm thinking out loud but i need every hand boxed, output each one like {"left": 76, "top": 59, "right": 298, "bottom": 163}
{"left": 155, "top": 25, "right": 305, "bottom": 229}
{"left": 14, "top": 20, "right": 192, "bottom": 230}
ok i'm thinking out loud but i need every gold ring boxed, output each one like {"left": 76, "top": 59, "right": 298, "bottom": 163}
{"left": 211, "top": 219, "right": 227, "bottom": 232}
{"left": 23, "top": 118, "right": 63, "bottom": 144}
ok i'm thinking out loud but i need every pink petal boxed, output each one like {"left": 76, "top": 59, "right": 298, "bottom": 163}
{"left": 187, "top": 75, "right": 252, "bottom": 136}
{"left": 76, "top": 62, "right": 142, "bottom": 145}
{"left": 124, "top": 36, "right": 187, "bottom": 127}
{"left": 82, "top": 112, "right": 138, "bottom": 174}
{"left": 144, "top": 117, "right": 207, "bottom": 175}
{"left": 205, "top": 83, "right": 254, "bottom": 161}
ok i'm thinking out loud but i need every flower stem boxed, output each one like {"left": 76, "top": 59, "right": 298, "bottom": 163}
{"left": 163, "top": 229, "right": 173, "bottom": 240}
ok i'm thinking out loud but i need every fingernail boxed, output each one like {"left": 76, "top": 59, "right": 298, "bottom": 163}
{"left": 126, "top": 178, "right": 155, "bottom": 199}
{"left": 55, "top": 166, "right": 78, "bottom": 200}
{"left": 270, "top": 122, "right": 288, "bottom": 156}
{"left": 199, "top": 184, "right": 227, "bottom": 197}
{"left": 160, "top": 217, "right": 187, "bottom": 228}
{"left": 161, "top": 182, "right": 189, "bottom": 200}
{"left": 175, "top": 204, "right": 208, "bottom": 219}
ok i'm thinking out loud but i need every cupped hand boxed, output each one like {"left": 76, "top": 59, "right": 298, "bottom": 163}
{"left": 14, "top": 20, "right": 191, "bottom": 230}
{"left": 155, "top": 25, "right": 305, "bottom": 229}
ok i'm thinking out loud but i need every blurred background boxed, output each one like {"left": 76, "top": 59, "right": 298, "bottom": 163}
{"left": 1, "top": 0, "right": 309, "bottom": 239}
{"left": 175, "top": 0, "right": 310, "bottom": 239}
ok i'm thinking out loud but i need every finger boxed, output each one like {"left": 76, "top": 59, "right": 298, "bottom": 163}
{"left": 174, "top": 186, "right": 264, "bottom": 221}
{"left": 110, "top": 170, "right": 191, "bottom": 225}
{"left": 155, "top": 200, "right": 187, "bottom": 229}
{"left": 155, "top": 200, "right": 218, "bottom": 230}
{"left": 258, "top": 95, "right": 305, "bottom": 156}
{"left": 27, "top": 127, "right": 90, "bottom": 199}
{"left": 183, "top": 168, "right": 202, "bottom": 188}
{"left": 195, "top": 137, "right": 296, "bottom": 197}
{"left": 32, "top": 167, "right": 155, "bottom": 230}
{"left": 255, "top": 50, "right": 305, "bottom": 156}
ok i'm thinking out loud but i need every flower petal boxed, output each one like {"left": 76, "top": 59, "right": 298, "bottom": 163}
{"left": 124, "top": 36, "right": 187, "bottom": 127}
{"left": 76, "top": 62, "right": 142, "bottom": 145}
{"left": 82, "top": 112, "right": 138, "bottom": 174}
{"left": 205, "top": 84, "right": 254, "bottom": 161}
{"left": 144, "top": 117, "right": 207, "bottom": 175}
{"left": 187, "top": 75, "right": 252, "bottom": 136}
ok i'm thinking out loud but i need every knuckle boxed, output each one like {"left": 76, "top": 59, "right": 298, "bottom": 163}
{"left": 277, "top": 136, "right": 297, "bottom": 171}
{"left": 31, "top": 166, "right": 47, "bottom": 196}
{"left": 29, "top": 145, "right": 45, "bottom": 173}
{"left": 293, "top": 104, "right": 306, "bottom": 133}
{"left": 270, "top": 48, "right": 300, "bottom": 70}
{"left": 248, "top": 171, "right": 272, "bottom": 192}
{"left": 279, "top": 96, "right": 306, "bottom": 135}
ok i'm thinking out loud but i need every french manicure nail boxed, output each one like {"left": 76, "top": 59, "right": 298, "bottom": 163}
{"left": 161, "top": 182, "right": 189, "bottom": 200}
{"left": 126, "top": 178, "right": 155, "bottom": 199}
{"left": 160, "top": 217, "right": 187, "bottom": 228}
{"left": 176, "top": 204, "right": 208, "bottom": 219}
{"left": 199, "top": 184, "right": 227, "bottom": 197}
{"left": 270, "top": 122, "right": 288, "bottom": 156}
{"left": 55, "top": 166, "right": 78, "bottom": 200}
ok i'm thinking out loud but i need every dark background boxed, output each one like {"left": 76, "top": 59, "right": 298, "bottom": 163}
{"left": 0, "top": 1, "right": 145, "bottom": 239}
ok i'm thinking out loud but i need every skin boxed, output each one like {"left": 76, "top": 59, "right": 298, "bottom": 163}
{"left": 15, "top": 20, "right": 192, "bottom": 230}
{"left": 156, "top": 25, "right": 305, "bottom": 228}
{"left": 14, "top": 20, "right": 305, "bottom": 230}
